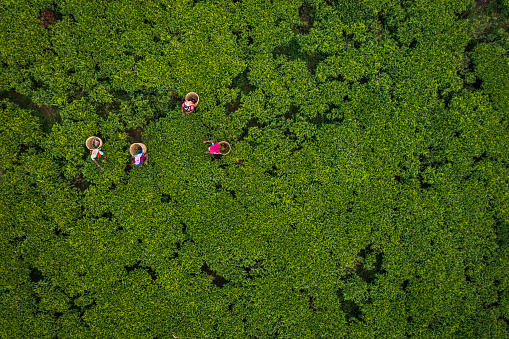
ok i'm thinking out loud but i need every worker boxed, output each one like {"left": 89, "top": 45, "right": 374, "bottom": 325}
{"left": 203, "top": 140, "right": 230, "bottom": 155}
{"left": 182, "top": 98, "right": 197, "bottom": 115}
{"left": 203, "top": 140, "right": 221, "bottom": 154}
{"left": 132, "top": 146, "right": 148, "bottom": 166}
{"left": 90, "top": 148, "right": 106, "bottom": 170}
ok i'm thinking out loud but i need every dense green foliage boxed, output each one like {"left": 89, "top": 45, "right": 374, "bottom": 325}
{"left": 1, "top": 0, "right": 508, "bottom": 337}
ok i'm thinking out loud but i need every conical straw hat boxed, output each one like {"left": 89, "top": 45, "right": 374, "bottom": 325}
{"left": 185, "top": 92, "right": 199, "bottom": 106}
{"left": 217, "top": 141, "right": 231, "bottom": 155}
{"left": 86, "top": 136, "right": 103, "bottom": 150}
{"left": 129, "top": 143, "right": 147, "bottom": 156}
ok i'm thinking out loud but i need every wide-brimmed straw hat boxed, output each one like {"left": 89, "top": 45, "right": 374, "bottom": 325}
{"left": 217, "top": 141, "right": 231, "bottom": 155}
{"left": 129, "top": 143, "right": 147, "bottom": 156}
{"left": 86, "top": 136, "right": 103, "bottom": 150}
{"left": 185, "top": 92, "right": 199, "bottom": 106}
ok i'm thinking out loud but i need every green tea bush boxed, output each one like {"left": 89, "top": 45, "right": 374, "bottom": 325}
{"left": 0, "top": 0, "right": 508, "bottom": 338}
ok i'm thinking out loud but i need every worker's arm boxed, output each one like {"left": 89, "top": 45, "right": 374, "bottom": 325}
{"left": 93, "top": 159, "right": 104, "bottom": 170}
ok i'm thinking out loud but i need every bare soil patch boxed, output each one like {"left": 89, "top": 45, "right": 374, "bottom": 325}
{"left": 476, "top": 0, "right": 489, "bottom": 8}
{"left": 296, "top": 3, "right": 313, "bottom": 35}
{"left": 226, "top": 101, "right": 239, "bottom": 114}
{"left": 71, "top": 173, "right": 89, "bottom": 192}
{"left": 201, "top": 263, "right": 229, "bottom": 288}
{"left": 1, "top": 90, "right": 60, "bottom": 130}
{"left": 40, "top": 9, "right": 57, "bottom": 29}
{"left": 127, "top": 127, "right": 144, "bottom": 142}
{"left": 38, "top": 104, "right": 59, "bottom": 119}
{"left": 309, "top": 296, "right": 316, "bottom": 310}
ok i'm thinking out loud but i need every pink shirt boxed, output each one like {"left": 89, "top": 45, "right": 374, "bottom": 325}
{"left": 182, "top": 102, "right": 194, "bottom": 111}
{"left": 209, "top": 143, "right": 221, "bottom": 154}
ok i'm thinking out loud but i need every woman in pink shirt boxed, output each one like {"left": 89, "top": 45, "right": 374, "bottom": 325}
{"left": 203, "top": 140, "right": 230, "bottom": 155}
{"left": 182, "top": 92, "right": 199, "bottom": 115}
{"left": 181, "top": 99, "right": 196, "bottom": 115}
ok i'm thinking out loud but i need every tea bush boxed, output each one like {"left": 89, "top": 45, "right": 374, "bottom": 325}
{"left": 0, "top": 0, "right": 508, "bottom": 338}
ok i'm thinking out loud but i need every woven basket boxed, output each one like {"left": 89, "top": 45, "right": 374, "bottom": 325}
{"left": 130, "top": 143, "right": 147, "bottom": 156}
{"left": 86, "top": 136, "right": 103, "bottom": 150}
{"left": 218, "top": 141, "right": 231, "bottom": 155}
{"left": 185, "top": 92, "right": 199, "bottom": 106}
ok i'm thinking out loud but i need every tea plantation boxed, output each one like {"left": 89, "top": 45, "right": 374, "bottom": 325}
{"left": 1, "top": 0, "right": 508, "bottom": 338}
